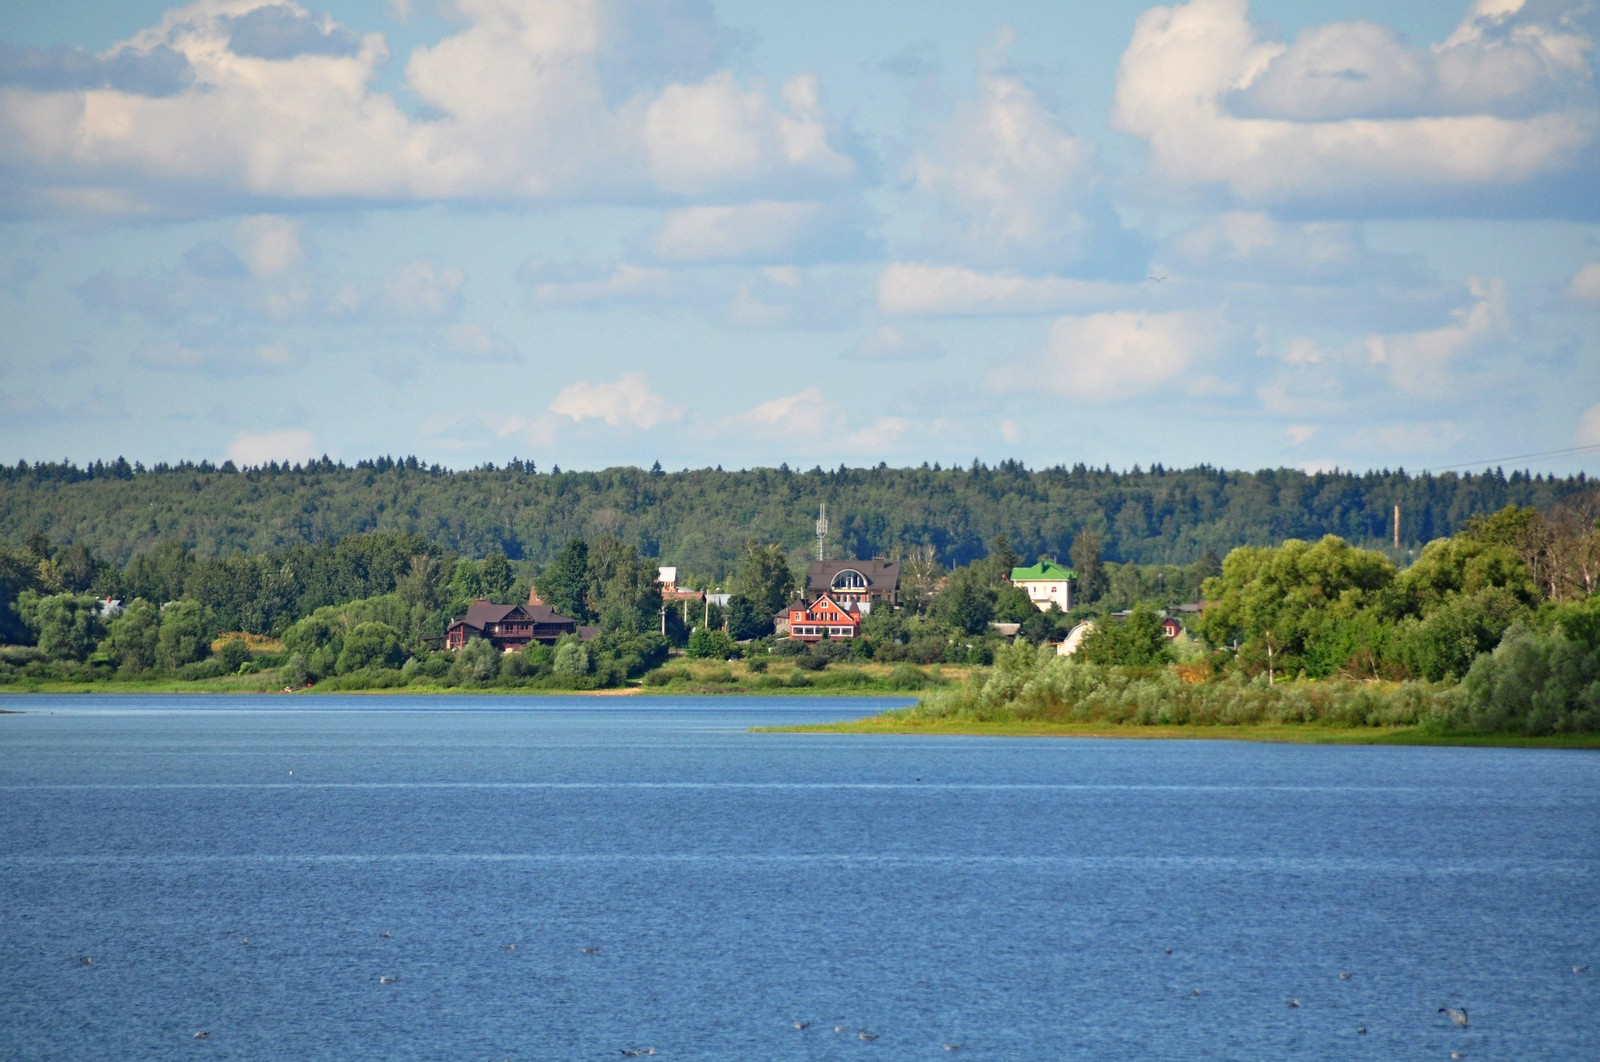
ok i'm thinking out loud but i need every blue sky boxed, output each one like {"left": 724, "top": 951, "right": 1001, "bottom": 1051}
{"left": 1, "top": 0, "right": 1597, "bottom": 476}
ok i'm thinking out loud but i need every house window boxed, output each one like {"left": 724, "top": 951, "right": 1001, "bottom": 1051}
{"left": 832, "top": 570, "right": 867, "bottom": 593}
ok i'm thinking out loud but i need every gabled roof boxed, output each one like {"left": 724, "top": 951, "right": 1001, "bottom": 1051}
{"left": 789, "top": 593, "right": 862, "bottom": 621}
{"left": 1011, "top": 561, "right": 1075, "bottom": 582}
{"left": 456, "top": 600, "right": 580, "bottom": 629}
{"left": 462, "top": 600, "right": 522, "bottom": 627}
{"left": 524, "top": 603, "right": 580, "bottom": 625}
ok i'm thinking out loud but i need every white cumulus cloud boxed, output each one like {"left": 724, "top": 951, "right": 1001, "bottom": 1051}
{"left": 226, "top": 427, "right": 318, "bottom": 466}
{"left": 1565, "top": 261, "right": 1600, "bottom": 305}
{"left": 735, "top": 386, "right": 826, "bottom": 436}
{"left": 0, "top": 0, "right": 858, "bottom": 215}
{"left": 878, "top": 263, "right": 1127, "bottom": 316}
{"left": 1364, "top": 277, "right": 1511, "bottom": 395}
{"left": 547, "top": 372, "right": 678, "bottom": 429}
{"left": 1028, "top": 309, "right": 1231, "bottom": 402}
{"left": 643, "top": 72, "right": 856, "bottom": 198}
{"left": 844, "top": 324, "right": 944, "bottom": 362}
{"left": 648, "top": 199, "right": 872, "bottom": 264}
{"left": 1111, "top": 0, "right": 1600, "bottom": 215}
{"left": 525, "top": 262, "right": 676, "bottom": 308}
{"left": 382, "top": 259, "right": 465, "bottom": 320}
{"left": 443, "top": 323, "right": 520, "bottom": 362}
{"left": 1577, "top": 402, "right": 1600, "bottom": 445}
{"left": 907, "top": 29, "right": 1142, "bottom": 273}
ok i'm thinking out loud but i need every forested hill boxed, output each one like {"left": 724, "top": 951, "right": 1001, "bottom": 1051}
{"left": 0, "top": 457, "right": 1589, "bottom": 575}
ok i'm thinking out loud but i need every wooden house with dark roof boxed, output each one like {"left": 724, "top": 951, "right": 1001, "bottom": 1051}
{"left": 444, "top": 599, "right": 594, "bottom": 652}
{"left": 805, "top": 558, "right": 899, "bottom": 610}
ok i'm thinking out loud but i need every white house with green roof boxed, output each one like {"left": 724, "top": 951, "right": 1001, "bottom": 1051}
{"left": 1010, "top": 560, "right": 1076, "bottom": 612}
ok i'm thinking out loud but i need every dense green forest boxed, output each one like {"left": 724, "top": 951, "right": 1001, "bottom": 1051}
{"left": 2, "top": 456, "right": 1594, "bottom": 732}
{"left": 0, "top": 457, "right": 1589, "bottom": 577}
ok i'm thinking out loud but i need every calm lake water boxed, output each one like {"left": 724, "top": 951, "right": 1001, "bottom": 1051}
{"left": 1, "top": 694, "right": 1596, "bottom": 1060}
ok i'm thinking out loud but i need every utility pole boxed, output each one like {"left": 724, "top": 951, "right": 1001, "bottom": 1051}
{"left": 1394, "top": 504, "right": 1400, "bottom": 552}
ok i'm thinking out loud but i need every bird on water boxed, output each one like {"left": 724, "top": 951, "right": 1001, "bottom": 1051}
{"left": 1439, "top": 1006, "right": 1469, "bottom": 1027}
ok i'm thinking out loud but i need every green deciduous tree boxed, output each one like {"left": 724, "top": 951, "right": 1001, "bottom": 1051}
{"left": 123, "top": 540, "right": 194, "bottom": 605}
{"left": 1397, "top": 535, "right": 1537, "bottom": 616}
{"left": 585, "top": 536, "right": 661, "bottom": 634}
{"left": 106, "top": 597, "right": 161, "bottom": 674}
{"left": 723, "top": 594, "right": 768, "bottom": 640}
{"left": 552, "top": 635, "right": 592, "bottom": 676}
{"left": 336, "top": 621, "right": 405, "bottom": 674}
{"left": 932, "top": 566, "right": 995, "bottom": 635}
{"left": 21, "top": 591, "right": 106, "bottom": 662}
{"left": 1394, "top": 586, "right": 1530, "bottom": 681}
{"left": 156, "top": 599, "right": 212, "bottom": 671}
{"left": 1459, "top": 618, "right": 1600, "bottom": 735}
{"left": 735, "top": 542, "right": 795, "bottom": 619}
{"left": 0, "top": 545, "right": 43, "bottom": 644}
{"left": 215, "top": 637, "right": 253, "bottom": 674}
{"left": 686, "top": 627, "right": 736, "bottom": 659}
{"left": 1199, "top": 536, "right": 1396, "bottom": 678}
{"left": 1077, "top": 604, "right": 1171, "bottom": 666}
{"left": 449, "top": 636, "right": 501, "bottom": 685}
{"left": 478, "top": 552, "right": 514, "bottom": 601}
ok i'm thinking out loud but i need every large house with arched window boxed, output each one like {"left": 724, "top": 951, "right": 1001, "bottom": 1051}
{"left": 805, "top": 558, "right": 899, "bottom": 612}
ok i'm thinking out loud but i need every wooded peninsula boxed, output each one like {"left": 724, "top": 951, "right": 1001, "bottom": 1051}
{"left": 1, "top": 457, "right": 1596, "bottom": 746}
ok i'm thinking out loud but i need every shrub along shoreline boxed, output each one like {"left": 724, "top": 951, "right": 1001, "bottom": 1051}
{"left": 758, "top": 640, "right": 1600, "bottom": 748}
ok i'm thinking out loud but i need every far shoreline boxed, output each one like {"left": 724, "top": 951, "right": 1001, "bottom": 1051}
{"left": 755, "top": 716, "right": 1600, "bottom": 749}
{"left": 2, "top": 685, "right": 1593, "bottom": 748}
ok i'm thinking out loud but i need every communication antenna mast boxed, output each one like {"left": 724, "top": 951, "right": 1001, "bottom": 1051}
{"left": 815, "top": 502, "right": 829, "bottom": 561}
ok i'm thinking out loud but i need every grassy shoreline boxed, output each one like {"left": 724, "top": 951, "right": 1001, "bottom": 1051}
{"left": 755, "top": 714, "right": 1600, "bottom": 748}
{"left": 6, "top": 677, "right": 1594, "bottom": 748}
{"left": 0, "top": 657, "right": 955, "bottom": 698}
{"left": 0, "top": 677, "right": 920, "bottom": 698}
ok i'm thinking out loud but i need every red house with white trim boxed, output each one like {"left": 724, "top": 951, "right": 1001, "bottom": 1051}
{"left": 785, "top": 593, "right": 862, "bottom": 641}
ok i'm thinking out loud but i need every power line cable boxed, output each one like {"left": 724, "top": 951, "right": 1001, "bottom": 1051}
{"left": 1417, "top": 443, "right": 1600, "bottom": 475}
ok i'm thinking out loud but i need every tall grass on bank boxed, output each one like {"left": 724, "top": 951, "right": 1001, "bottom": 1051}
{"left": 906, "top": 644, "right": 1461, "bottom": 730}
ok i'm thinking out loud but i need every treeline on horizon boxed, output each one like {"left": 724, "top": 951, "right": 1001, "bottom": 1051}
{"left": 1, "top": 475, "right": 1597, "bottom": 734}
{"left": 0, "top": 455, "right": 1590, "bottom": 576}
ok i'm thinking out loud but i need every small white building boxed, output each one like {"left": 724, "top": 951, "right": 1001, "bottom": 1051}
{"left": 1010, "top": 560, "right": 1076, "bottom": 612}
